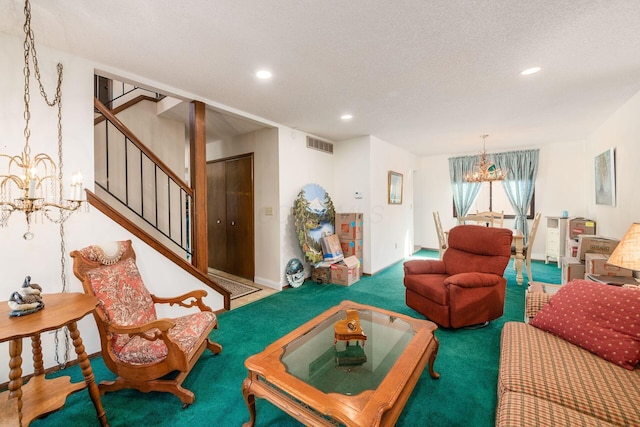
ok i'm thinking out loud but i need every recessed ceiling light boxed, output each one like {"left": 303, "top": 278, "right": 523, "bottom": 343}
{"left": 521, "top": 67, "right": 541, "bottom": 76}
{"left": 341, "top": 114, "right": 353, "bottom": 120}
{"left": 256, "top": 70, "right": 272, "bottom": 79}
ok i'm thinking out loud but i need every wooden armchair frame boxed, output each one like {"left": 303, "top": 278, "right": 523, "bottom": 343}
{"left": 70, "top": 240, "right": 222, "bottom": 406}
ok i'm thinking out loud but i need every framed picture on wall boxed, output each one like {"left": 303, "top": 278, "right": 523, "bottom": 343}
{"left": 594, "top": 148, "right": 616, "bottom": 206}
{"left": 388, "top": 171, "right": 403, "bottom": 204}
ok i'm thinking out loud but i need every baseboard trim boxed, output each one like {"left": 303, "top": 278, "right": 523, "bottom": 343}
{"left": 254, "top": 276, "right": 281, "bottom": 290}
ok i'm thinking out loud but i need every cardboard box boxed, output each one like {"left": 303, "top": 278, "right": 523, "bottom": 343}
{"left": 561, "top": 256, "right": 585, "bottom": 284}
{"left": 566, "top": 239, "right": 578, "bottom": 258}
{"left": 335, "top": 213, "right": 363, "bottom": 240}
{"left": 330, "top": 255, "right": 361, "bottom": 286}
{"left": 311, "top": 266, "right": 331, "bottom": 284}
{"left": 339, "top": 239, "right": 363, "bottom": 258}
{"left": 584, "top": 253, "right": 633, "bottom": 277}
{"left": 568, "top": 218, "right": 596, "bottom": 239}
{"left": 577, "top": 235, "right": 619, "bottom": 261}
{"left": 320, "top": 234, "right": 343, "bottom": 263}
{"left": 585, "top": 274, "right": 639, "bottom": 285}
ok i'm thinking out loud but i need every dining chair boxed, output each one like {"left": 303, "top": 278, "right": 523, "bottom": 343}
{"left": 457, "top": 213, "right": 475, "bottom": 225}
{"left": 433, "top": 211, "right": 448, "bottom": 259}
{"left": 475, "top": 211, "right": 504, "bottom": 227}
{"left": 512, "top": 212, "right": 542, "bottom": 282}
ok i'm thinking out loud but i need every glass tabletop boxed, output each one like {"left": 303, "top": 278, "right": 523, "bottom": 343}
{"left": 281, "top": 308, "right": 415, "bottom": 395}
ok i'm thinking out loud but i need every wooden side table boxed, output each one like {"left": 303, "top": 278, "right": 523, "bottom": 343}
{"left": 0, "top": 293, "right": 108, "bottom": 426}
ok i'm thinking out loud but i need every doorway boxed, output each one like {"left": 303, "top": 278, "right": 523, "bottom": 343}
{"left": 206, "top": 154, "right": 255, "bottom": 280}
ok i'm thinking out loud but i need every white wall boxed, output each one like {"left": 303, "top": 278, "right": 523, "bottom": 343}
{"left": 333, "top": 135, "right": 418, "bottom": 274}
{"left": 332, "top": 136, "right": 371, "bottom": 272}
{"left": 586, "top": 90, "right": 640, "bottom": 238}
{"left": 415, "top": 154, "right": 455, "bottom": 248}
{"left": 116, "top": 100, "right": 186, "bottom": 176}
{"left": 369, "top": 136, "right": 418, "bottom": 273}
{"left": 278, "top": 132, "right": 418, "bottom": 278}
{"left": 252, "top": 129, "right": 282, "bottom": 287}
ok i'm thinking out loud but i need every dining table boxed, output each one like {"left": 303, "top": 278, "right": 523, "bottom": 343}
{"left": 511, "top": 230, "right": 525, "bottom": 285}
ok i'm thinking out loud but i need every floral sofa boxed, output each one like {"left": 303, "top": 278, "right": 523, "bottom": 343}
{"left": 496, "top": 279, "right": 640, "bottom": 426}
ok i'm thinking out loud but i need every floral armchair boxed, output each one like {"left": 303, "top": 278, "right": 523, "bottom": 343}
{"left": 70, "top": 240, "right": 222, "bottom": 406}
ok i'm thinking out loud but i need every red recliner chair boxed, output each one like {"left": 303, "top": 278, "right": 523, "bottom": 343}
{"left": 403, "top": 225, "right": 513, "bottom": 328}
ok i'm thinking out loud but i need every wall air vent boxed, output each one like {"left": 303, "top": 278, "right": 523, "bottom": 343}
{"left": 306, "top": 136, "right": 333, "bottom": 154}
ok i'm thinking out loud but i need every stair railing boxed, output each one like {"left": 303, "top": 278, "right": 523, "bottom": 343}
{"left": 93, "top": 98, "right": 193, "bottom": 258}
{"left": 95, "top": 77, "right": 163, "bottom": 110}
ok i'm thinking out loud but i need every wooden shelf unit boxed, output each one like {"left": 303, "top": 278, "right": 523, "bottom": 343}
{"left": 544, "top": 216, "right": 568, "bottom": 267}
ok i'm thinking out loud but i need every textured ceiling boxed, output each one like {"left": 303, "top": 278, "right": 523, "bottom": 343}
{"left": 2, "top": 0, "right": 640, "bottom": 156}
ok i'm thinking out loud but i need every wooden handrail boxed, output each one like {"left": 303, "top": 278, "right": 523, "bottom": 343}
{"left": 93, "top": 97, "right": 193, "bottom": 197}
{"left": 93, "top": 94, "right": 164, "bottom": 125}
{"left": 86, "top": 190, "right": 230, "bottom": 311}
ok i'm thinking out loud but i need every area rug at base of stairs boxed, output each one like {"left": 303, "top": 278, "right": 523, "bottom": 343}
{"left": 209, "top": 274, "right": 260, "bottom": 300}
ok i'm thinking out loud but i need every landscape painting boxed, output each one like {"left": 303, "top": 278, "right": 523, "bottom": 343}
{"left": 293, "top": 183, "right": 336, "bottom": 263}
{"left": 594, "top": 148, "right": 615, "bottom": 206}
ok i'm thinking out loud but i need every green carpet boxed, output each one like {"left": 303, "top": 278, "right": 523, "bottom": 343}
{"left": 33, "top": 252, "right": 561, "bottom": 426}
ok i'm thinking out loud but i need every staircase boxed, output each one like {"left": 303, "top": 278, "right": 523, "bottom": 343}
{"left": 92, "top": 78, "right": 230, "bottom": 309}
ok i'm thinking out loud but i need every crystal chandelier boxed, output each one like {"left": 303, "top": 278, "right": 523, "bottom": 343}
{"left": 464, "top": 134, "right": 506, "bottom": 182}
{"left": 0, "top": 0, "right": 84, "bottom": 240}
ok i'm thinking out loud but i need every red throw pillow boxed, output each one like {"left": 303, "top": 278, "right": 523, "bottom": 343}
{"left": 530, "top": 279, "right": 640, "bottom": 370}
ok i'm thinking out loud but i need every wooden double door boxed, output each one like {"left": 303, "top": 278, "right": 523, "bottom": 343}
{"left": 206, "top": 154, "right": 254, "bottom": 280}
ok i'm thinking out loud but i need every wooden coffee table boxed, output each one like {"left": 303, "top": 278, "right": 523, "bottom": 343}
{"left": 242, "top": 300, "right": 439, "bottom": 427}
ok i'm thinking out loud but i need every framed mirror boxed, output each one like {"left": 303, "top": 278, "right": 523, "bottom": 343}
{"left": 388, "top": 171, "right": 403, "bottom": 204}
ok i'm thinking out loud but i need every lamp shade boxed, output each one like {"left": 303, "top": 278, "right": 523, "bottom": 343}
{"left": 607, "top": 223, "right": 640, "bottom": 271}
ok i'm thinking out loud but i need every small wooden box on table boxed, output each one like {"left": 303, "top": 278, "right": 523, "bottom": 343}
{"left": 0, "top": 293, "right": 108, "bottom": 426}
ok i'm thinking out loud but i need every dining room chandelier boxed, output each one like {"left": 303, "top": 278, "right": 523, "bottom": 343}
{"left": 464, "top": 134, "right": 506, "bottom": 183}
{"left": 0, "top": 0, "right": 84, "bottom": 240}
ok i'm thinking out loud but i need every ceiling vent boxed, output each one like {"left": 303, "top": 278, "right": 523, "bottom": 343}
{"left": 306, "top": 136, "right": 333, "bottom": 154}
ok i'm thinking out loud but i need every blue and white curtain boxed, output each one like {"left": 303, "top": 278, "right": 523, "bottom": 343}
{"left": 449, "top": 149, "right": 539, "bottom": 244}
{"left": 494, "top": 149, "right": 539, "bottom": 243}
{"left": 448, "top": 155, "right": 482, "bottom": 218}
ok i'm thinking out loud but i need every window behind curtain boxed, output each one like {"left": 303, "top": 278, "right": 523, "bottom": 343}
{"left": 454, "top": 182, "right": 535, "bottom": 219}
